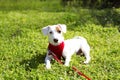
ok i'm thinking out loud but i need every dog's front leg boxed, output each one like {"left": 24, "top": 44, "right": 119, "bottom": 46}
{"left": 64, "top": 56, "right": 71, "bottom": 66}
{"left": 45, "top": 54, "right": 52, "bottom": 69}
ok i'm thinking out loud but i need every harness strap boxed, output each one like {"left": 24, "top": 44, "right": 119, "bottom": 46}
{"left": 48, "top": 50, "right": 63, "bottom": 64}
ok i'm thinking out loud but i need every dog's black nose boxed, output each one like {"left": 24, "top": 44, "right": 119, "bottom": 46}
{"left": 53, "top": 39, "right": 58, "bottom": 43}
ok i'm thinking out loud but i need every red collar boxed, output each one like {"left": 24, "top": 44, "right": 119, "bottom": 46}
{"left": 48, "top": 42, "right": 64, "bottom": 59}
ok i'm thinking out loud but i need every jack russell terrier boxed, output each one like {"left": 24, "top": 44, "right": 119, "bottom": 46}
{"left": 42, "top": 24, "right": 91, "bottom": 69}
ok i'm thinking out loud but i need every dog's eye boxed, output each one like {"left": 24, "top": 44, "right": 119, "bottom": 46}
{"left": 58, "top": 30, "right": 61, "bottom": 33}
{"left": 49, "top": 31, "right": 53, "bottom": 34}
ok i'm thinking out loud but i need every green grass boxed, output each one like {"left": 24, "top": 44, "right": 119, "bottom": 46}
{"left": 0, "top": 0, "right": 63, "bottom": 11}
{"left": 0, "top": 10, "right": 120, "bottom": 80}
{"left": 0, "top": 2, "right": 120, "bottom": 79}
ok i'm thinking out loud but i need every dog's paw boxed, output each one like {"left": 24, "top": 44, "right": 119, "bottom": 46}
{"left": 84, "top": 61, "right": 89, "bottom": 64}
{"left": 46, "top": 65, "right": 51, "bottom": 69}
{"left": 64, "top": 63, "right": 69, "bottom": 66}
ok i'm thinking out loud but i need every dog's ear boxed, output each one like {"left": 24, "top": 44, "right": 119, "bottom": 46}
{"left": 42, "top": 26, "right": 49, "bottom": 35}
{"left": 58, "top": 24, "right": 67, "bottom": 33}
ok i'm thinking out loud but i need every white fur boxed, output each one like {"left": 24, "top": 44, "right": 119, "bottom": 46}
{"left": 42, "top": 24, "right": 91, "bottom": 69}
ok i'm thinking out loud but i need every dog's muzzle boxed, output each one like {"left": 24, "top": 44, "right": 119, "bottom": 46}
{"left": 53, "top": 38, "right": 58, "bottom": 43}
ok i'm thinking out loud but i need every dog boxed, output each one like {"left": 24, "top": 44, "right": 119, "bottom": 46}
{"left": 42, "top": 24, "right": 91, "bottom": 69}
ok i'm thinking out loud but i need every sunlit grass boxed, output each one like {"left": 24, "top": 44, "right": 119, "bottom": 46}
{"left": 0, "top": 8, "right": 120, "bottom": 80}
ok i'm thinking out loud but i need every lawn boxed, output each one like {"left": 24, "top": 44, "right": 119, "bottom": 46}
{"left": 0, "top": 1, "right": 120, "bottom": 80}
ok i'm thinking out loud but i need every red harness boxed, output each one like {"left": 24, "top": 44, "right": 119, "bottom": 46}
{"left": 48, "top": 42, "right": 64, "bottom": 60}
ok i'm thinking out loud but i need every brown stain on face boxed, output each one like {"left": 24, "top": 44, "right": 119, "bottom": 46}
{"left": 56, "top": 26, "right": 61, "bottom": 33}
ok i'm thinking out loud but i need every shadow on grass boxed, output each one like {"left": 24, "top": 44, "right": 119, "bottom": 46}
{"left": 20, "top": 53, "right": 46, "bottom": 71}
{"left": 90, "top": 9, "right": 120, "bottom": 32}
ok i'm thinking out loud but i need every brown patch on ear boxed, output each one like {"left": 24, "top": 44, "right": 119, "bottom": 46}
{"left": 56, "top": 26, "right": 62, "bottom": 33}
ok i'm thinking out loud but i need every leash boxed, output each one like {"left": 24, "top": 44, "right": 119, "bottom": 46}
{"left": 49, "top": 51, "right": 91, "bottom": 80}
{"left": 72, "top": 66, "right": 91, "bottom": 80}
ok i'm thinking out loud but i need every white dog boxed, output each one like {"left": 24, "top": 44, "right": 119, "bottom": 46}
{"left": 42, "top": 24, "right": 91, "bottom": 69}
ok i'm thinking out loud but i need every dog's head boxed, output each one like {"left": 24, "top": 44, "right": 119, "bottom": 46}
{"left": 42, "top": 24, "right": 66, "bottom": 46}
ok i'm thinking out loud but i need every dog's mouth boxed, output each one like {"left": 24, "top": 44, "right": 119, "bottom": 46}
{"left": 51, "top": 38, "right": 63, "bottom": 46}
